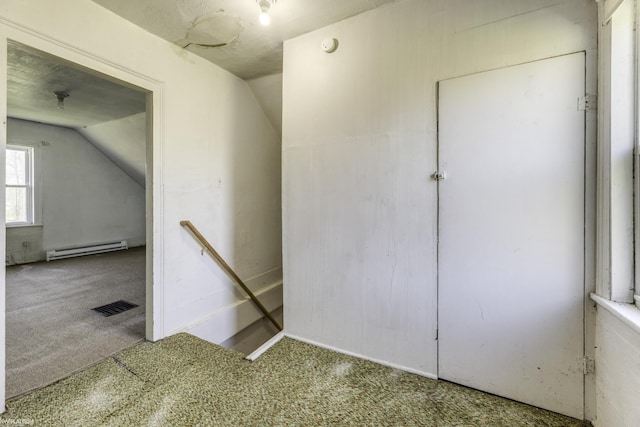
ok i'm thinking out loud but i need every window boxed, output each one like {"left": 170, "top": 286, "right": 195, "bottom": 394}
{"left": 6, "top": 145, "right": 34, "bottom": 226}
{"left": 597, "top": 0, "right": 639, "bottom": 305}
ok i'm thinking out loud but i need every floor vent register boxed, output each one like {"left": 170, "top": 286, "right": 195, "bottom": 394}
{"left": 91, "top": 300, "right": 139, "bottom": 317}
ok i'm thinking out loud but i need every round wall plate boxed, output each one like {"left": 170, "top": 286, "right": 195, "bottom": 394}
{"left": 321, "top": 38, "right": 338, "bottom": 53}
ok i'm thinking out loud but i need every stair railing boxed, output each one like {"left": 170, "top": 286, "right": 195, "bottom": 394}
{"left": 180, "top": 220, "right": 283, "bottom": 331}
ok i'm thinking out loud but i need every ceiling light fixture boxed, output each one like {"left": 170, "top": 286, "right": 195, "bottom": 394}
{"left": 54, "top": 91, "right": 69, "bottom": 110}
{"left": 257, "top": 0, "right": 276, "bottom": 26}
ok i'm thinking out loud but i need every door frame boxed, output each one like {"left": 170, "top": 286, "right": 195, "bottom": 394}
{"left": 0, "top": 16, "right": 165, "bottom": 410}
{"left": 435, "top": 52, "right": 596, "bottom": 420}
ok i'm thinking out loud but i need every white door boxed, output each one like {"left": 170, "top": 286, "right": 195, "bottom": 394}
{"left": 438, "top": 53, "right": 585, "bottom": 419}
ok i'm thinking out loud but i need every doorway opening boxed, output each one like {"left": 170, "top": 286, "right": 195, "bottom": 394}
{"left": 4, "top": 41, "right": 153, "bottom": 398}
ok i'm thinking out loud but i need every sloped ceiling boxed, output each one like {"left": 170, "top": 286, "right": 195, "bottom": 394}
{"left": 77, "top": 113, "right": 147, "bottom": 187}
{"left": 7, "top": 43, "right": 146, "bottom": 129}
{"left": 7, "top": 1, "right": 400, "bottom": 187}
{"left": 90, "top": 0, "right": 398, "bottom": 80}
{"left": 7, "top": 42, "right": 147, "bottom": 187}
{"left": 248, "top": 74, "right": 283, "bottom": 137}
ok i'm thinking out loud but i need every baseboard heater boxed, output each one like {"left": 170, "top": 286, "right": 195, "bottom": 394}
{"left": 46, "top": 240, "right": 128, "bottom": 261}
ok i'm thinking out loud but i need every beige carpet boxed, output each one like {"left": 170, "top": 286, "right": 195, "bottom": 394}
{"left": 1, "top": 333, "right": 592, "bottom": 426}
{"left": 6, "top": 247, "right": 146, "bottom": 398}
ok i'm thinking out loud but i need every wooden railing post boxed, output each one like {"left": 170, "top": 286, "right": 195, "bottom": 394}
{"left": 180, "top": 220, "right": 283, "bottom": 331}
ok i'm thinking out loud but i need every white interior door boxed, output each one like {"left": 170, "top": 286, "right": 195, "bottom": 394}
{"left": 438, "top": 53, "right": 585, "bottom": 419}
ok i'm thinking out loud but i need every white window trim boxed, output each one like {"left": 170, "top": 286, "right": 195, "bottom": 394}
{"left": 6, "top": 144, "right": 35, "bottom": 227}
{"left": 603, "top": 0, "right": 627, "bottom": 23}
{"left": 635, "top": 0, "right": 640, "bottom": 309}
{"left": 598, "top": 0, "right": 637, "bottom": 302}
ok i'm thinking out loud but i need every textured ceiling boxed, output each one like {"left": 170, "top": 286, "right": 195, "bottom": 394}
{"left": 7, "top": 42, "right": 148, "bottom": 186}
{"left": 7, "top": 42, "right": 146, "bottom": 129}
{"left": 7, "top": 1, "right": 400, "bottom": 129}
{"left": 90, "top": 0, "right": 398, "bottom": 80}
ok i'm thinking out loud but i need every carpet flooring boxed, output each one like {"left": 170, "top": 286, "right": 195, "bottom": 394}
{"left": 1, "top": 333, "right": 592, "bottom": 426}
{"left": 6, "top": 247, "right": 146, "bottom": 398}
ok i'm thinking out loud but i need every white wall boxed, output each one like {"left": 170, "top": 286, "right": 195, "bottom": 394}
{"left": 595, "top": 308, "right": 640, "bottom": 426}
{"left": 6, "top": 225, "right": 41, "bottom": 264}
{"left": 0, "top": 0, "right": 282, "bottom": 409}
{"left": 283, "top": 0, "right": 596, "bottom": 392}
{"left": 6, "top": 118, "right": 146, "bottom": 263}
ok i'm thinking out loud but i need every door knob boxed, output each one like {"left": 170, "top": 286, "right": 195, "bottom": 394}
{"left": 432, "top": 171, "right": 446, "bottom": 181}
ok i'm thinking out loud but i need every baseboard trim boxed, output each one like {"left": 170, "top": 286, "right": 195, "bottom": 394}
{"left": 244, "top": 266, "right": 283, "bottom": 292}
{"left": 245, "top": 331, "right": 286, "bottom": 361}
{"left": 284, "top": 333, "right": 438, "bottom": 380}
{"left": 173, "top": 279, "right": 283, "bottom": 344}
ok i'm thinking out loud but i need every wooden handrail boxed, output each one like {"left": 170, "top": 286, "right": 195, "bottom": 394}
{"left": 180, "top": 220, "right": 282, "bottom": 331}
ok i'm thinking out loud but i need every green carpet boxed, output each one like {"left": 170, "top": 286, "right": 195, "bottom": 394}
{"left": 1, "top": 334, "right": 591, "bottom": 426}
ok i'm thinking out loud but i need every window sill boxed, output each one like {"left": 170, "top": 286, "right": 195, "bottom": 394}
{"left": 592, "top": 293, "right": 640, "bottom": 335}
{"left": 6, "top": 223, "right": 42, "bottom": 229}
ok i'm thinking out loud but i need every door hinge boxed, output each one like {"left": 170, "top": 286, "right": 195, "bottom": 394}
{"left": 578, "top": 95, "right": 597, "bottom": 111}
{"left": 583, "top": 356, "right": 595, "bottom": 375}
{"left": 432, "top": 171, "right": 446, "bottom": 182}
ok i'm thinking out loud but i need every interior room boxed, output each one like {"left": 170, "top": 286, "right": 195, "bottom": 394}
{"left": 5, "top": 43, "right": 148, "bottom": 398}
{"left": 0, "top": 0, "right": 638, "bottom": 426}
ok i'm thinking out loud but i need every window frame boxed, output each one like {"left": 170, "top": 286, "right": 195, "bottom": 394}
{"left": 5, "top": 144, "right": 35, "bottom": 227}
{"left": 635, "top": 0, "right": 640, "bottom": 308}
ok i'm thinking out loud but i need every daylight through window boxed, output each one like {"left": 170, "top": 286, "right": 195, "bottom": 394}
{"left": 6, "top": 145, "right": 34, "bottom": 225}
